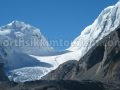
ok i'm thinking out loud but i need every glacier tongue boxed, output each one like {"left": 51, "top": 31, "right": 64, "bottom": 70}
{"left": 7, "top": 67, "right": 52, "bottom": 82}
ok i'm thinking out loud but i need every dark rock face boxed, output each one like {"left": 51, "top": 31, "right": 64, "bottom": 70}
{"left": 42, "top": 60, "right": 78, "bottom": 80}
{"left": 42, "top": 26, "right": 120, "bottom": 83}
{"left": 73, "top": 26, "right": 120, "bottom": 83}
{"left": 0, "top": 81, "right": 17, "bottom": 90}
{"left": 6, "top": 80, "right": 106, "bottom": 90}
{"left": 0, "top": 63, "right": 9, "bottom": 81}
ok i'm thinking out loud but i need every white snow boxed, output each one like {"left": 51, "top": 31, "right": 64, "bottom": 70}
{"left": 1, "top": 1, "right": 120, "bottom": 82}
{"left": 7, "top": 67, "right": 52, "bottom": 82}
{"left": 0, "top": 20, "right": 56, "bottom": 56}
{"left": 68, "top": 1, "right": 120, "bottom": 59}
{"left": 5, "top": 50, "right": 81, "bottom": 82}
{"left": 0, "top": 29, "right": 11, "bottom": 35}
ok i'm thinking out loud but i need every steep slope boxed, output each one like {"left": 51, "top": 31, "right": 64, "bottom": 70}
{"left": 68, "top": 1, "right": 120, "bottom": 59}
{"left": 72, "top": 26, "right": 120, "bottom": 83}
{"left": 42, "top": 26, "right": 120, "bottom": 83}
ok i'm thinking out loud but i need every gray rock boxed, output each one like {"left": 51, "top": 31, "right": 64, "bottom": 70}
{"left": 0, "top": 63, "right": 9, "bottom": 81}
{"left": 42, "top": 60, "right": 78, "bottom": 80}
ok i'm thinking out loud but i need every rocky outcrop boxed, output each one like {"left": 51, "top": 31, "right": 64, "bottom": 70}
{"left": 0, "top": 81, "right": 17, "bottom": 90}
{"left": 42, "top": 26, "right": 120, "bottom": 83}
{"left": 0, "top": 63, "right": 9, "bottom": 81}
{"left": 73, "top": 26, "right": 120, "bottom": 83}
{"left": 42, "top": 60, "right": 78, "bottom": 80}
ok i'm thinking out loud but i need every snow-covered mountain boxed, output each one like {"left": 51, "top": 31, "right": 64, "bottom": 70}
{"left": 0, "top": 21, "right": 58, "bottom": 82}
{"left": 1, "top": 1, "right": 120, "bottom": 82}
{"left": 68, "top": 1, "right": 120, "bottom": 57}
{"left": 0, "top": 20, "right": 56, "bottom": 56}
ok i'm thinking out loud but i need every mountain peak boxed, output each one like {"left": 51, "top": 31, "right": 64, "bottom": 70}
{"left": 0, "top": 20, "right": 56, "bottom": 56}
{"left": 11, "top": 20, "right": 23, "bottom": 24}
{"left": 7, "top": 20, "right": 30, "bottom": 28}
